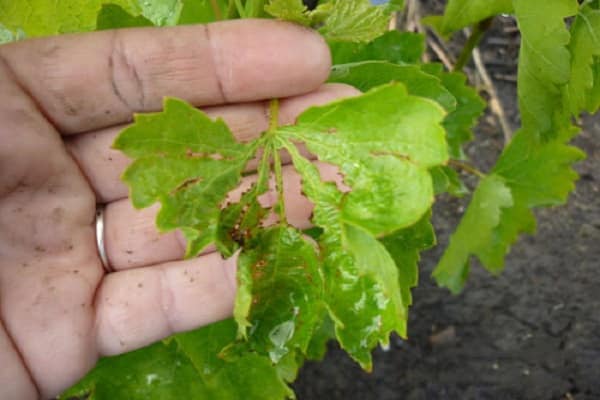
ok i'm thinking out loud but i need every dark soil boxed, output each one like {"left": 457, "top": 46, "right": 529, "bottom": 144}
{"left": 293, "top": 4, "right": 600, "bottom": 400}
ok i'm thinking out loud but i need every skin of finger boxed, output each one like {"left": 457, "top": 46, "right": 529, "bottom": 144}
{"left": 0, "top": 19, "right": 331, "bottom": 134}
{"left": 0, "top": 322, "right": 38, "bottom": 400}
{"left": 67, "top": 83, "right": 360, "bottom": 203}
{"left": 0, "top": 62, "right": 103, "bottom": 397}
{"left": 95, "top": 252, "right": 237, "bottom": 356}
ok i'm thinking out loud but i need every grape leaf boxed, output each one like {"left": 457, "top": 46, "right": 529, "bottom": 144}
{"left": 423, "top": 0, "right": 513, "bottom": 38}
{"left": 330, "top": 61, "right": 484, "bottom": 160}
{"left": 275, "top": 83, "right": 447, "bottom": 367}
{"left": 513, "top": 0, "right": 578, "bottom": 140}
{"left": 96, "top": 4, "right": 153, "bottom": 30}
{"left": 113, "top": 98, "right": 257, "bottom": 258}
{"left": 281, "top": 83, "right": 447, "bottom": 236}
{"left": 264, "top": 0, "right": 392, "bottom": 43}
{"left": 422, "top": 63, "right": 486, "bottom": 160}
{"left": 478, "top": 129, "right": 585, "bottom": 269}
{"left": 433, "top": 0, "right": 588, "bottom": 292}
{"left": 232, "top": 226, "right": 324, "bottom": 363}
{"left": 329, "top": 61, "right": 456, "bottom": 112}
{"left": 430, "top": 165, "right": 469, "bottom": 197}
{"left": 330, "top": 30, "right": 425, "bottom": 65}
{"left": 587, "top": 56, "right": 600, "bottom": 113}
{"left": 432, "top": 175, "right": 513, "bottom": 294}
{"left": 318, "top": 0, "right": 390, "bottom": 43}
{"left": 264, "top": 0, "right": 311, "bottom": 25}
{"left": 380, "top": 212, "right": 436, "bottom": 312}
{"left": 564, "top": 5, "right": 600, "bottom": 115}
{"left": 0, "top": 0, "right": 196, "bottom": 38}
{"left": 177, "top": 0, "right": 227, "bottom": 24}
{"left": 60, "top": 319, "right": 293, "bottom": 400}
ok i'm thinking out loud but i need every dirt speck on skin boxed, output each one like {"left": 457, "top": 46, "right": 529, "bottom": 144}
{"left": 293, "top": 5, "right": 600, "bottom": 399}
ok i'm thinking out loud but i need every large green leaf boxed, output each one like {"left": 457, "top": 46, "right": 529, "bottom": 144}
{"left": 281, "top": 83, "right": 447, "bottom": 236}
{"left": 113, "top": 98, "right": 256, "bottom": 257}
{"left": 423, "top": 0, "right": 513, "bottom": 37}
{"left": 275, "top": 83, "right": 447, "bottom": 367}
{"left": 0, "top": 0, "right": 161, "bottom": 38}
{"left": 329, "top": 61, "right": 456, "bottom": 112}
{"left": 564, "top": 5, "right": 600, "bottom": 115}
{"left": 330, "top": 61, "right": 484, "bottom": 160}
{"left": 421, "top": 63, "right": 486, "bottom": 160}
{"left": 61, "top": 319, "right": 293, "bottom": 400}
{"left": 433, "top": 175, "right": 513, "bottom": 294}
{"left": 330, "top": 30, "right": 425, "bottom": 65}
{"left": 380, "top": 212, "right": 436, "bottom": 310}
{"left": 96, "top": 4, "right": 153, "bottom": 30}
{"left": 513, "top": 0, "right": 578, "bottom": 140}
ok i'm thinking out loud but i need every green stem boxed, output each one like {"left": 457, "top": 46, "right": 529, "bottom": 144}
{"left": 234, "top": 0, "right": 246, "bottom": 18}
{"left": 448, "top": 159, "right": 486, "bottom": 178}
{"left": 273, "top": 144, "right": 287, "bottom": 225}
{"left": 267, "top": 99, "right": 287, "bottom": 225}
{"left": 268, "top": 98, "right": 280, "bottom": 132}
{"left": 209, "top": 0, "right": 223, "bottom": 20}
{"left": 453, "top": 17, "right": 493, "bottom": 72}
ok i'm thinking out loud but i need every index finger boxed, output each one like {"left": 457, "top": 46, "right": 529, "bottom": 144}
{"left": 0, "top": 19, "right": 331, "bottom": 134}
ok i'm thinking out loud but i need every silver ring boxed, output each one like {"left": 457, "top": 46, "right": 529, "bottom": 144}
{"left": 95, "top": 205, "right": 113, "bottom": 273}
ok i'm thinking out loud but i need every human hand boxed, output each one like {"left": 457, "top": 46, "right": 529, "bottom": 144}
{"left": 0, "top": 20, "right": 358, "bottom": 399}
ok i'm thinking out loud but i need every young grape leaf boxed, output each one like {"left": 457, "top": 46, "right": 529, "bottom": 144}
{"left": 318, "top": 0, "right": 390, "bottom": 43}
{"left": 113, "top": 98, "right": 257, "bottom": 258}
{"left": 513, "top": 0, "right": 578, "bottom": 140}
{"left": 422, "top": 0, "right": 513, "bottom": 38}
{"left": 232, "top": 226, "right": 325, "bottom": 363}
{"left": 264, "top": 0, "right": 311, "bottom": 25}
{"left": 330, "top": 30, "right": 425, "bottom": 65}
{"left": 60, "top": 319, "right": 293, "bottom": 400}
{"left": 564, "top": 5, "right": 600, "bottom": 115}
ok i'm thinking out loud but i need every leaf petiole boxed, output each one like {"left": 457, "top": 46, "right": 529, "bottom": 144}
{"left": 448, "top": 159, "right": 486, "bottom": 178}
{"left": 266, "top": 98, "right": 287, "bottom": 225}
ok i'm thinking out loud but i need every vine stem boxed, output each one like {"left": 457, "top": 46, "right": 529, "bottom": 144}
{"left": 454, "top": 17, "right": 493, "bottom": 72}
{"left": 209, "top": 0, "right": 223, "bottom": 20}
{"left": 268, "top": 99, "right": 287, "bottom": 225}
{"left": 448, "top": 159, "right": 486, "bottom": 178}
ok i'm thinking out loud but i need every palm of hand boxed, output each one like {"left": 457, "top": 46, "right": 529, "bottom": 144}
{"left": 0, "top": 20, "right": 350, "bottom": 399}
